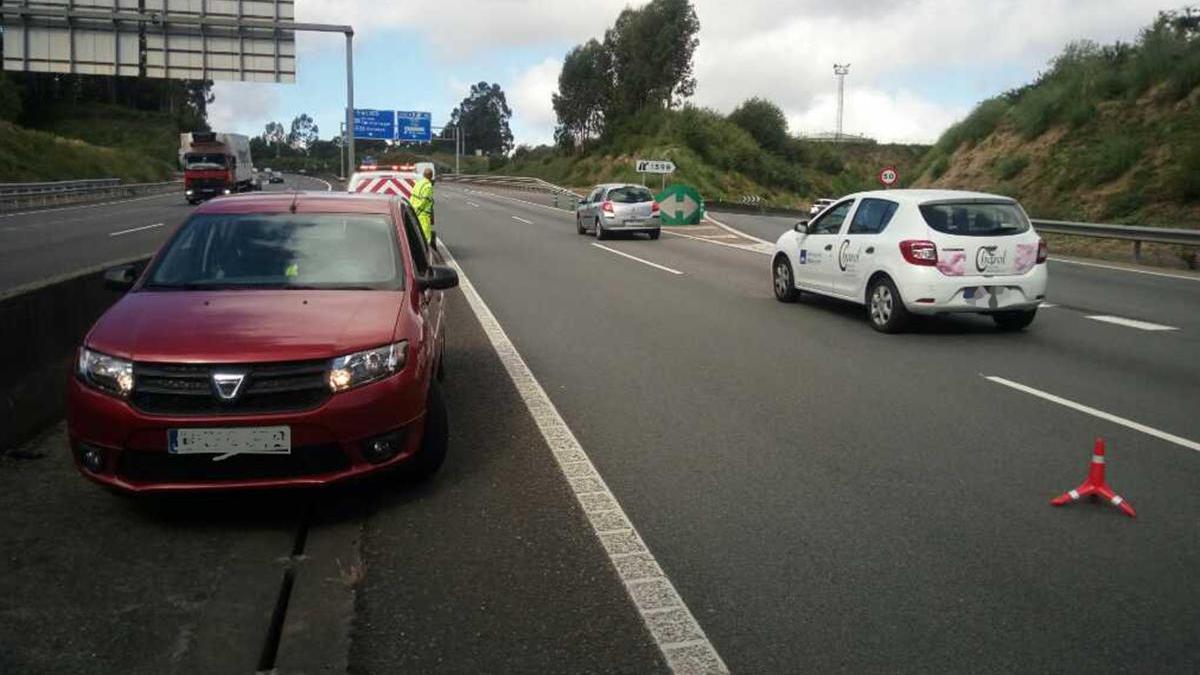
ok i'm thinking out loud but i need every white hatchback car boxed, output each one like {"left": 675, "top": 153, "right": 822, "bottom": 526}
{"left": 772, "top": 189, "right": 1048, "bottom": 333}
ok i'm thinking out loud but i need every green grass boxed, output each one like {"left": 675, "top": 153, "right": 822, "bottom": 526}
{"left": 0, "top": 120, "right": 174, "bottom": 183}
{"left": 38, "top": 104, "right": 181, "bottom": 167}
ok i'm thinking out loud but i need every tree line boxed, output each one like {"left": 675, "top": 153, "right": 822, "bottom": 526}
{"left": 0, "top": 71, "right": 211, "bottom": 131}
{"left": 552, "top": 0, "right": 700, "bottom": 147}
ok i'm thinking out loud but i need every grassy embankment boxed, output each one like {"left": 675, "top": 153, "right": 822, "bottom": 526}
{"left": 0, "top": 105, "right": 176, "bottom": 183}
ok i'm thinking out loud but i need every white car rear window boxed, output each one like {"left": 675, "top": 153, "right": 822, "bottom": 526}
{"left": 919, "top": 202, "right": 1030, "bottom": 237}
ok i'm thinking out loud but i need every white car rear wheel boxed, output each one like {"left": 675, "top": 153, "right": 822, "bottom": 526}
{"left": 868, "top": 277, "right": 912, "bottom": 333}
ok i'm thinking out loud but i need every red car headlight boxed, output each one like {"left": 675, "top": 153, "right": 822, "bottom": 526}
{"left": 77, "top": 347, "right": 134, "bottom": 398}
{"left": 328, "top": 341, "right": 408, "bottom": 392}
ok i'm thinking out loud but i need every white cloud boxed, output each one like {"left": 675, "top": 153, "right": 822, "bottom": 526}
{"left": 208, "top": 81, "right": 282, "bottom": 135}
{"left": 298, "top": 0, "right": 626, "bottom": 56}
{"left": 690, "top": 0, "right": 1164, "bottom": 141}
{"left": 510, "top": 58, "right": 562, "bottom": 146}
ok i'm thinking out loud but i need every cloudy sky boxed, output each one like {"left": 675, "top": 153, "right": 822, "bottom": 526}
{"left": 208, "top": 0, "right": 1165, "bottom": 147}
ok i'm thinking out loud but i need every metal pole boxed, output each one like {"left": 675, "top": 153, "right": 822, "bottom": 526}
{"left": 339, "top": 122, "right": 346, "bottom": 180}
{"left": 834, "top": 63, "right": 850, "bottom": 141}
{"left": 455, "top": 126, "right": 460, "bottom": 174}
{"left": 345, "top": 31, "right": 356, "bottom": 173}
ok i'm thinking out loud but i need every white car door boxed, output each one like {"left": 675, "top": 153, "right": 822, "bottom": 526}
{"left": 831, "top": 197, "right": 900, "bottom": 299}
{"left": 793, "top": 199, "right": 855, "bottom": 293}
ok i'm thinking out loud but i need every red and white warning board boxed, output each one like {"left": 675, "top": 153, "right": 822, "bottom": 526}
{"left": 348, "top": 171, "right": 417, "bottom": 198}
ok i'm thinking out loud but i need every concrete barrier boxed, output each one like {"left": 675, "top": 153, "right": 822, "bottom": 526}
{"left": 0, "top": 255, "right": 151, "bottom": 452}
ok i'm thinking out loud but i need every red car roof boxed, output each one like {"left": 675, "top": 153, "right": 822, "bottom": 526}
{"left": 194, "top": 190, "right": 395, "bottom": 215}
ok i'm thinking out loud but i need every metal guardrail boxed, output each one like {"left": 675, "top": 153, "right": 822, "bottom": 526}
{"left": 441, "top": 174, "right": 583, "bottom": 198}
{"left": 0, "top": 179, "right": 180, "bottom": 211}
{"left": 0, "top": 178, "right": 121, "bottom": 197}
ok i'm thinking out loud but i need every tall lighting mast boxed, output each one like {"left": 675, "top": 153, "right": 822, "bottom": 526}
{"left": 834, "top": 63, "right": 851, "bottom": 141}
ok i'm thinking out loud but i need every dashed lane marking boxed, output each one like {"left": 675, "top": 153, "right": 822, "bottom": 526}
{"left": 985, "top": 375, "right": 1200, "bottom": 453}
{"left": 592, "top": 243, "right": 684, "bottom": 275}
{"left": 436, "top": 238, "right": 728, "bottom": 673}
{"left": 511, "top": 215, "right": 534, "bottom": 225}
{"left": 467, "top": 201, "right": 480, "bottom": 208}
{"left": 1085, "top": 315, "right": 1179, "bottom": 332}
{"left": 109, "top": 222, "right": 165, "bottom": 237}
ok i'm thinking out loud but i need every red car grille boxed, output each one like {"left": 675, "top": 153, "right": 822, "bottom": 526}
{"left": 131, "top": 360, "right": 331, "bottom": 416}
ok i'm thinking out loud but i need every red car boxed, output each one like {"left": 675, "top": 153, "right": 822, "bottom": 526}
{"left": 67, "top": 191, "right": 457, "bottom": 493}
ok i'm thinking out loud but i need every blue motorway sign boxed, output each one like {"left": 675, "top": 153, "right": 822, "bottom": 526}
{"left": 396, "top": 111, "right": 432, "bottom": 143}
{"left": 353, "top": 109, "right": 395, "bottom": 140}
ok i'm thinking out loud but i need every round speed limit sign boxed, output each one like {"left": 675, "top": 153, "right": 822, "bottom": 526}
{"left": 879, "top": 166, "right": 899, "bottom": 187}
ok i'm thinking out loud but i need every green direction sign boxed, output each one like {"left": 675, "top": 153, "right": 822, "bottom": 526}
{"left": 656, "top": 184, "right": 703, "bottom": 225}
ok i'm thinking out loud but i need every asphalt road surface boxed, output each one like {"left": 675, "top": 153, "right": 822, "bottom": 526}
{"left": 1, "top": 181, "right": 1197, "bottom": 673}
{"left": 0, "top": 174, "right": 334, "bottom": 292}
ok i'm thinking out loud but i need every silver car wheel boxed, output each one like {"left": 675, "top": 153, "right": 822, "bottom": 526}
{"left": 870, "top": 285, "right": 893, "bottom": 326}
{"left": 774, "top": 261, "right": 791, "bottom": 296}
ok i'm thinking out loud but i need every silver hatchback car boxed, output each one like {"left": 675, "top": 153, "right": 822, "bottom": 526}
{"left": 576, "top": 183, "right": 661, "bottom": 240}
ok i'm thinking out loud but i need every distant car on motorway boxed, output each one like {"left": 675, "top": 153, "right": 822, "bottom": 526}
{"left": 269, "top": 171, "right": 284, "bottom": 184}
{"left": 576, "top": 183, "right": 661, "bottom": 240}
{"left": 772, "top": 189, "right": 1048, "bottom": 333}
{"left": 809, "top": 197, "right": 836, "bottom": 217}
{"left": 68, "top": 191, "right": 459, "bottom": 493}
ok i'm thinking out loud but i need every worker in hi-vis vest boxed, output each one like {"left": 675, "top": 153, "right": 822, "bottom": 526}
{"left": 410, "top": 168, "right": 435, "bottom": 244}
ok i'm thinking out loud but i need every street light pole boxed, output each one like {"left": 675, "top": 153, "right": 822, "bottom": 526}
{"left": 346, "top": 31, "right": 356, "bottom": 173}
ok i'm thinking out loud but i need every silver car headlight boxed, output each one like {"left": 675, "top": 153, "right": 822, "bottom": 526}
{"left": 77, "top": 348, "right": 134, "bottom": 398}
{"left": 328, "top": 341, "right": 408, "bottom": 392}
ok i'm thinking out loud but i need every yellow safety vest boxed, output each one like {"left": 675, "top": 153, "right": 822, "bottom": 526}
{"left": 410, "top": 178, "right": 434, "bottom": 242}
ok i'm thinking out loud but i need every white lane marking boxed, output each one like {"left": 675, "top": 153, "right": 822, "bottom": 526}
{"left": 511, "top": 215, "right": 534, "bottom": 225}
{"left": 1039, "top": 302, "right": 1057, "bottom": 308}
{"left": 311, "top": 177, "right": 334, "bottom": 192}
{"left": 663, "top": 229, "right": 772, "bottom": 256}
{"left": 592, "top": 243, "right": 684, "bottom": 275}
{"left": 704, "top": 213, "right": 772, "bottom": 245}
{"left": 1049, "top": 257, "right": 1200, "bottom": 283}
{"left": 109, "top": 222, "right": 165, "bottom": 237}
{"left": 435, "top": 240, "right": 728, "bottom": 673}
{"left": 449, "top": 185, "right": 574, "bottom": 214}
{"left": 0, "top": 191, "right": 178, "bottom": 220}
{"left": 984, "top": 376, "right": 1200, "bottom": 453}
{"left": 1085, "top": 315, "right": 1179, "bottom": 331}
{"left": 466, "top": 201, "right": 480, "bottom": 208}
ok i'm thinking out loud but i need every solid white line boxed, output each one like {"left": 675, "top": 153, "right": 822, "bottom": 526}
{"left": 704, "top": 213, "right": 772, "bottom": 245}
{"left": 511, "top": 215, "right": 533, "bottom": 225}
{"left": 984, "top": 376, "right": 1200, "bottom": 453}
{"left": 109, "top": 222, "right": 165, "bottom": 237}
{"left": 466, "top": 201, "right": 480, "bottom": 208}
{"left": 1039, "top": 302, "right": 1058, "bottom": 308}
{"left": 591, "top": 243, "right": 683, "bottom": 275}
{"left": 311, "top": 177, "right": 334, "bottom": 192}
{"left": 1085, "top": 315, "right": 1179, "bottom": 331}
{"left": 1049, "top": 256, "right": 1200, "bottom": 283}
{"left": 435, "top": 240, "right": 728, "bottom": 673}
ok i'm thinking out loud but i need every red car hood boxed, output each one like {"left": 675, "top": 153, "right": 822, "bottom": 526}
{"left": 87, "top": 290, "right": 403, "bottom": 363}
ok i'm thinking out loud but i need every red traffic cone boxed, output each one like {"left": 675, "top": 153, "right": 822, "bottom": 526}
{"left": 1050, "top": 438, "right": 1136, "bottom": 518}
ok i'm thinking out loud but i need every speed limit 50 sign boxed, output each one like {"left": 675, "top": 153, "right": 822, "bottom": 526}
{"left": 878, "top": 166, "right": 899, "bottom": 187}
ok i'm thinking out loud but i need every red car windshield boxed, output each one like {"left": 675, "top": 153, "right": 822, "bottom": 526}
{"left": 145, "top": 213, "right": 404, "bottom": 291}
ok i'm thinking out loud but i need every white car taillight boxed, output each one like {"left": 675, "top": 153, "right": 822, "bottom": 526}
{"left": 1036, "top": 239, "right": 1048, "bottom": 264}
{"left": 900, "top": 240, "right": 938, "bottom": 266}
